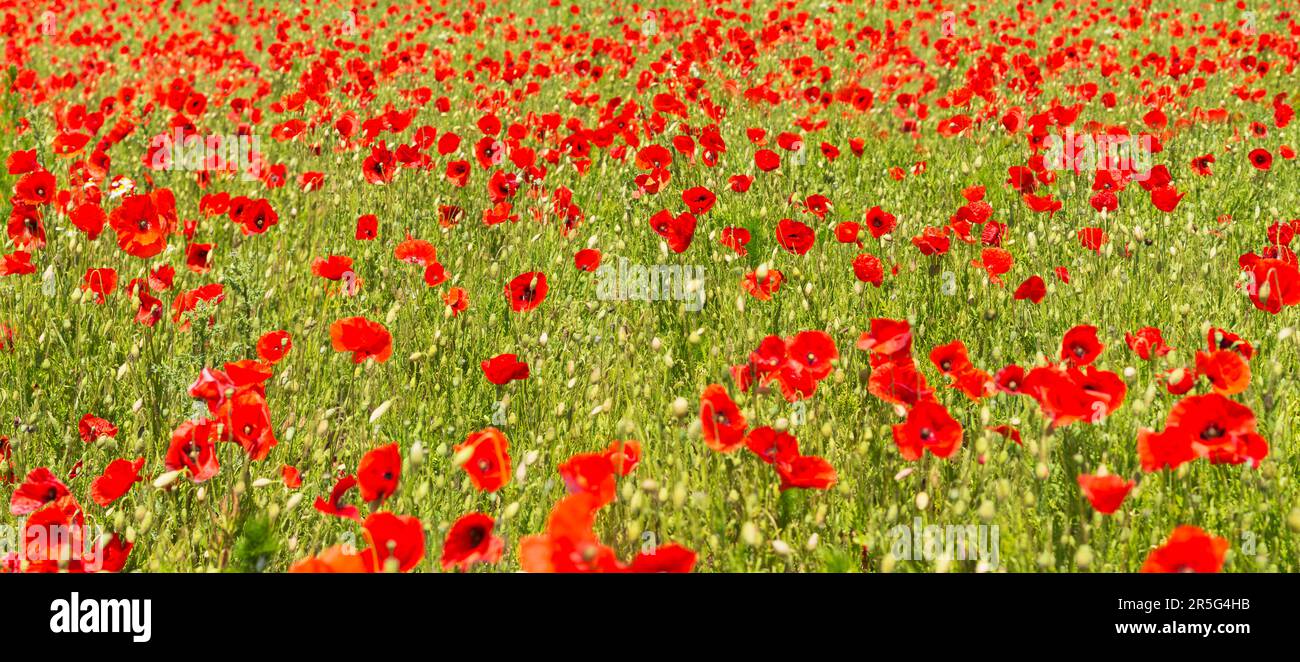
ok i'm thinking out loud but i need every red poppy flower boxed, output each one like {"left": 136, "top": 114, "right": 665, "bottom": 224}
{"left": 775, "top": 218, "right": 815, "bottom": 255}
{"left": 852, "top": 253, "right": 884, "bottom": 286}
{"left": 720, "top": 227, "right": 751, "bottom": 256}
{"left": 355, "top": 213, "right": 378, "bottom": 240}
{"left": 357, "top": 443, "right": 401, "bottom": 503}
{"left": 456, "top": 428, "right": 512, "bottom": 492}
{"left": 745, "top": 426, "right": 800, "bottom": 465}
{"left": 930, "top": 340, "right": 973, "bottom": 376}
{"left": 78, "top": 414, "right": 118, "bottom": 444}
{"left": 362, "top": 511, "right": 425, "bottom": 572}
{"left": 1248, "top": 148, "right": 1272, "bottom": 170}
{"left": 1194, "top": 350, "right": 1251, "bottom": 395}
{"left": 231, "top": 197, "right": 278, "bottom": 235}
{"left": 741, "top": 268, "right": 784, "bottom": 300}
{"left": 22, "top": 496, "right": 86, "bottom": 571}
{"left": 8, "top": 203, "right": 45, "bottom": 249}
{"left": 602, "top": 440, "right": 641, "bottom": 476}
{"left": 754, "top": 148, "right": 780, "bottom": 171}
{"left": 1244, "top": 257, "right": 1300, "bottom": 313}
{"left": 574, "top": 248, "right": 601, "bottom": 272}
{"left": 443, "top": 287, "right": 469, "bottom": 315}
{"left": 90, "top": 457, "right": 145, "bottom": 507}
{"left": 681, "top": 186, "right": 716, "bottom": 214}
{"left": 911, "top": 226, "right": 951, "bottom": 255}
{"left": 393, "top": 236, "right": 437, "bottom": 266}
{"left": 1206, "top": 327, "right": 1254, "bottom": 360}
{"left": 1139, "top": 393, "right": 1267, "bottom": 471}
{"left": 987, "top": 424, "right": 1022, "bottom": 445}
{"left": 776, "top": 454, "right": 838, "bottom": 491}
{"left": 10, "top": 467, "right": 71, "bottom": 515}
{"left": 700, "top": 384, "right": 747, "bottom": 452}
{"left": 1060, "top": 325, "right": 1103, "bottom": 366}
{"left": 892, "top": 400, "right": 963, "bottom": 461}
{"left": 256, "top": 330, "right": 293, "bottom": 364}
{"left": 14, "top": 170, "right": 56, "bottom": 205}
{"left": 422, "top": 262, "right": 448, "bottom": 287}
{"left": 1076, "top": 473, "right": 1134, "bottom": 515}
{"left": 1077, "top": 227, "right": 1108, "bottom": 253}
{"left": 329, "top": 316, "right": 393, "bottom": 363}
{"left": 281, "top": 465, "right": 302, "bottom": 489}
{"left": 864, "top": 206, "right": 897, "bottom": 239}
{"left": 648, "top": 209, "right": 697, "bottom": 253}
{"left": 69, "top": 203, "right": 106, "bottom": 240}
{"left": 220, "top": 388, "right": 277, "bottom": 461}
{"left": 314, "top": 474, "right": 361, "bottom": 522}
{"left": 1124, "top": 327, "right": 1173, "bottom": 360}
{"left": 481, "top": 353, "right": 530, "bottom": 385}
{"left": 441, "top": 512, "right": 505, "bottom": 571}
{"left": 518, "top": 493, "right": 622, "bottom": 573}
{"left": 289, "top": 545, "right": 367, "bottom": 573}
{"left": 1141, "top": 526, "right": 1229, "bottom": 573}
{"left": 108, "top": 193, "right": 171, "bottom": 258}
{"left": 626, "top": 543, "right": 697, "bottom": 573}
{"left": 165, "top": 419, "right": 221, "bottom": 483}
{"left": 505, "top": 271, "right": 548, "bottom": 312}
{"left": 558, "top": 452, "right": 618, "bottom": 506}
{"left": 1013, "top": 275, "right": 1046, "bottom": 303}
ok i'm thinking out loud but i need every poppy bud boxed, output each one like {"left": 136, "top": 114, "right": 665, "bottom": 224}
{"left": 915, "top": 492, "right": 930, "bottom": 510}
{"left": 1075, "top": 545, "right": 1094, "bottom": 570}
{"left": 153, "top": 470, "right": 182, "bottom": 489}
{"left": 671, "top": 396, "right": 688, "bottom": 418}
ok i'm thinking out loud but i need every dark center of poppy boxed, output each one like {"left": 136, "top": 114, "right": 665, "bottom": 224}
{"left": 940, "top": 359, "right": 952, "bottom": 372}
{"left": 1006, "top": 380, "right": 1019, "bottom": 390}
{"left": 715, "top": 411, "right": 730, "bottom": 426}
{"left": 383, "top": 471, "right": 393, "bottom": 481}
{"left": 1201, "top": 423, "right": 1225, "bottom": 440}
{"left": 137, "top": 219, "right": 149, "bottom": 231}
{"left": 45, "top": 487, "right": 59, "bottom": 501}
{"left": 1072, "top": 345, "right": 1087, "bottom": 358}
{"left": 467, "top": 526, "right": 486, "bottom": 548}
{"left": 25, "top": 217, "right": 38, "bottom": 232}
{"left": 919, "top": 427, "right": 934, "bottom": 442}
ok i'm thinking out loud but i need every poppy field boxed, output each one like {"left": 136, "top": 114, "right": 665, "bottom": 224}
{"left": 2, "top": 0, "right": 1299, "bottom": 574}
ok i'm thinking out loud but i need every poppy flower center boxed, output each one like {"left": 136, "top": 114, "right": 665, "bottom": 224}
{"left": 919, "top": 427, "right": 935, "bottom": 442}
{"left": 383, "top": 471, "right": 393, "bottom": 481}
{"left": 1006, "top": 380, "right": 1019, "bottom": 390}
{"left": 940, "top": 360, "right": 952, "bottom": 372}
{"left": 25, "top": 218, "right": 38, "bottom": 232}
{"left": 45, "top": 487, "right": 59, "bottom": 501}
{"left": 805, "top": 352, "right": 817, "bottom": 365}
{"left": 715, "top": 412, "right": 730, "bottom": 426}
{"left": 467, "top": 526, "right": 486, "bottom": 547}
{"left": 137, "top": 219, "right": 149, "bottom": 231}
{"left": 1072, "top": 345, "right": 1087, "bottom": 358}
{"left": 1201, "top": 423, "right": 1225, "bottom": 440}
